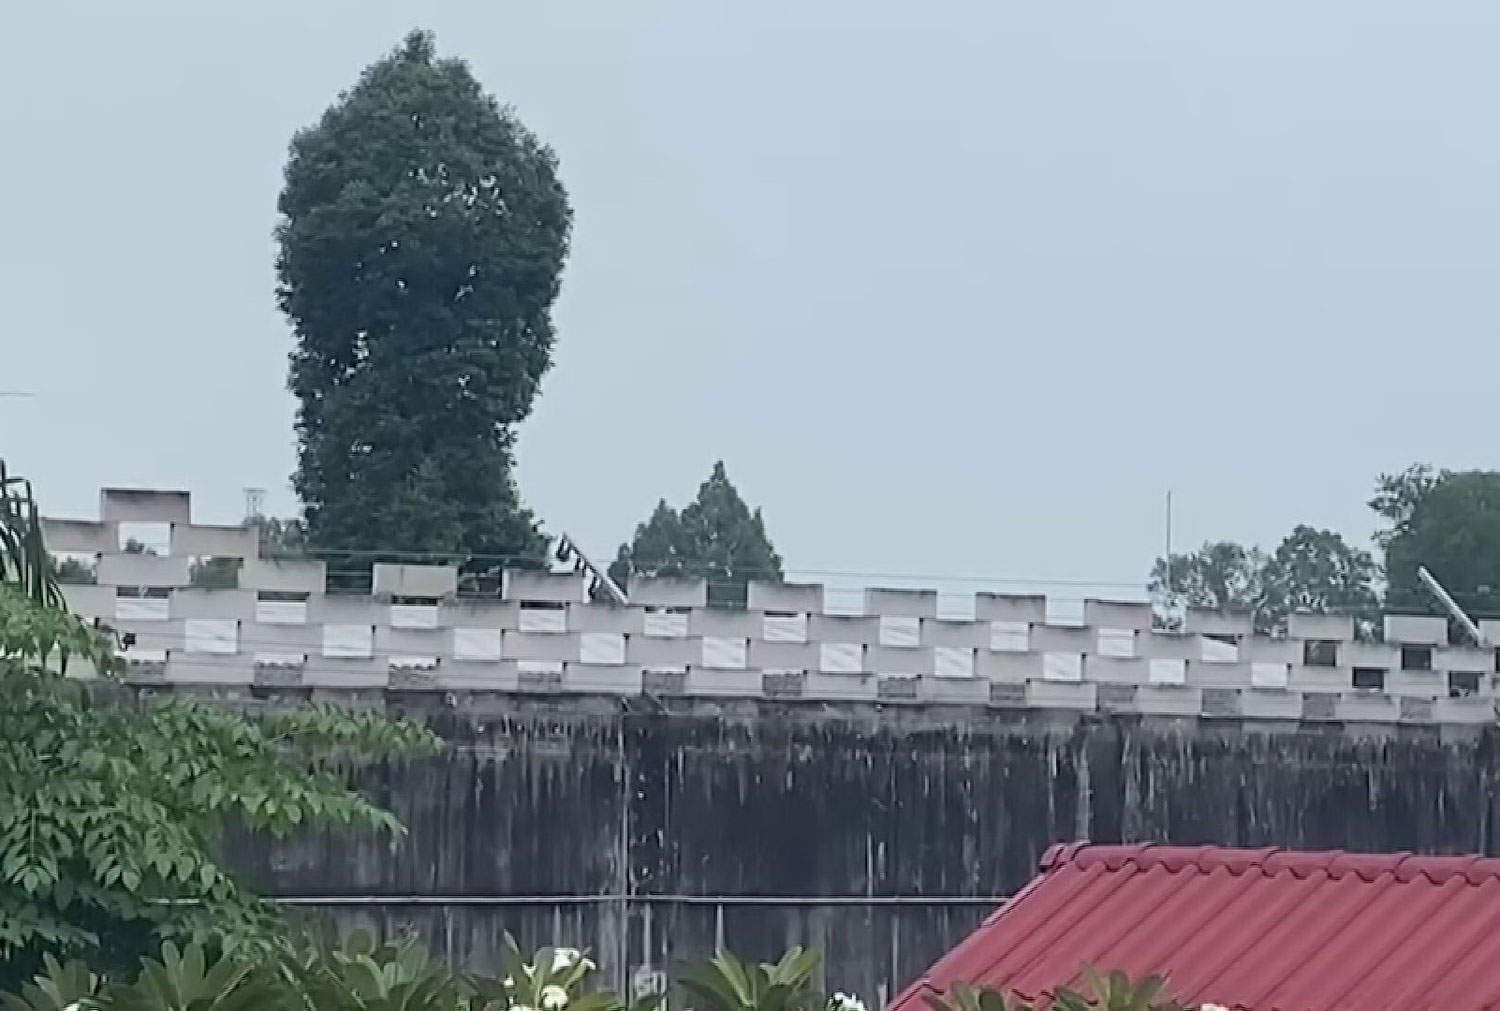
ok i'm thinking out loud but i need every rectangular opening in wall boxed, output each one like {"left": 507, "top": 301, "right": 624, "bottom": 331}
{"left": 390, "top": 596, "right": 441, "bottom": 629}
{"left": 188, "top": 556, "right": 242, "bottom": 589}
{"left": 643, "top": 607, "right": 688, "bottom": 638}
{"left": 1400, "top": 645, "right": 1434, "bottom": 671}
{"left": 1352, "top": 666, "right": 1386, "bottom": 691}
{"left": 117, "top": 522, "right": 169, "bottom": 555}
{"left": 1449, "top": 670, "right": 1482, "bottom": 698}
{"left": 115, "top": 586, "right": 170, "bottom": 622}
{"left": 1251, "top": 662, "right": 1290, "bottom": 689}
{"left": 763, "top": 611, "right": 808, "bottom": 643}
{"left": 518, "top": 601, "right": 566, "bottom": 633}
{"left": 50, "top": 552, "right": 97, "bottom": 584}
{"left": 1304, "top": 640, "right": 1338, "bottom": 667}
{"left": 255, "top": 591, "right": 309, "bottom": 625}
{"left": 1202, "top": 633, "right": 1240, "bottom": 663}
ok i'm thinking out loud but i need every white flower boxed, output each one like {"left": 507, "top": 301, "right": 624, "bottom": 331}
{"left": 830, "top": 993, "right": 867, "bottom": 1011}
{"left": 503, "top": 978, "right": 516, "bottom": 990}
{"left": 541, "top": 985, "right": 569, "bottom": 1010}
{"left": 1201, "top": 1003, "right": 1231, "bottom": 1011}
{"left": 552, "top": 948, "right": 584, "bottom": 971}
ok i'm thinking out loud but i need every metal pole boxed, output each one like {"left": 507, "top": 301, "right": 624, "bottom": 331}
{"left": 1417, "top": 566, "right": 1485, "bottom": 645}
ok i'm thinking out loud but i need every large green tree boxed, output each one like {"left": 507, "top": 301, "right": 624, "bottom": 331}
{"left": 278, "top": 29, "right": 570, "bottom": 566}
{"left": 1148, "top": 541, "right": 1264, "bottom": 617}
{"left": 610, "top": 463, "right": 784, "bottom": 608}
{"left": 1150, "top": 528, "right": 1380, "bottom": 634}
{"left": 1374, "top": 465, "right": 1500, "bottom": 617}
{"left": 1257, "top": 525, "right": 1380, "bottom": 633}
{"left": 0, "top": 459, "right": 439, "bottom": 989}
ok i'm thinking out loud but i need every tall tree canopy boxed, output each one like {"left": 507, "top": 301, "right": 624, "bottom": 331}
{"left": 1150, "top": 528, "right": 1379, "bottom": 634}
{"left": 610, "top": 463, "right": 784, "bottom": 607}
{"left": 278, "top": 29, "right": 570, "bottom": 565}
{"left": 1374, "top": 465, "right": 1500, "bottom": 617}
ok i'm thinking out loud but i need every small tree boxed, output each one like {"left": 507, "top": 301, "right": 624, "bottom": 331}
{"left": 1257, "top": 525, "right": 1380, "bottom": 634}
{"left": 0, "top": 459, "right": 440, "bottom": 989}
{"left": 1148, "top": 541, "right": 1264, "bottom": 621}
{"left": 610, "top": 463, "right": 783, "bottom": 608}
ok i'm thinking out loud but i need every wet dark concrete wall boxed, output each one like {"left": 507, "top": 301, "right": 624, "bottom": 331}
{"left": 224, "top": 695, "right": 1498, "bottom": 1006}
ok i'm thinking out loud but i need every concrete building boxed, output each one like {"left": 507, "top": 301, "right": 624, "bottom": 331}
{"left": 43, "top": 487, "right": 1500, "bottom": 726}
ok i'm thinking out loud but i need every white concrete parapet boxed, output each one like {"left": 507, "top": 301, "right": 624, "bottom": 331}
{"left": 39, "top": 488, "right": 1500, "bottom": 726}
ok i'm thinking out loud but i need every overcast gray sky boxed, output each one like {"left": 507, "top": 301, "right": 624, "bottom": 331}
{"left": 4, "top": 0, "right": 1498, "bottom": 610}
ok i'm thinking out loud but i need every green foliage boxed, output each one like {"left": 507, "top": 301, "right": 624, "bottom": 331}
{"left": 610, "top": 463, "right": 784, "bottom": 608}
{"left": 1, "top": 953, "right": 101, "bottom": 1011}
{"left": 4, "top": 934, "right": 637, "bottom": 1011}
{"left": 285, "top": 931, "right": 464, "bottom": 1011}
{"left": 1149, "top": 541, "right": 1263, "bottom": 619}
{"left": 0, "top": 459, "right": 443, "bottom": 987}
{"left": 1256, "top": 525, "right": 1379, "bottom": 634}
{"left": 186, "top": 558, "right": 241, "bottom": 590}
{"left": 1375, "top": 466, "right": 1500, "bottom": 620}
{"left": 278, "top": 28, "right": 570, "bottom": 568}
{"left": 0, "top": 459, "right": 64, "bottom": 609}
{"left": 250, "top": 517, "right": 307, "bottom": 559}
{"left": 1150, "top": 528, "right": 1379, "bottom": 635}
{"left": 923, "top": 980, "right": 1016, "bottom": 1011}
{"left": 925, "top": 967, "right": 1184, "bottom": 1011}
{"left": 49, "top": 557, "right": 97, "bottom": 585}
{"left": 1054, "top": 969, "right": 1182, "bottom": 1011}
{"left": 678, "top": 947, "right": 823, "bottom": 1011}
{"left": 107, "top": 942, "right": 269, "bottom": 1011}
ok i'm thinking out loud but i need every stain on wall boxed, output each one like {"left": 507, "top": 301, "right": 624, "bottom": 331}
{"left": 223, "top": 695, "right": 1497, "bottom": 1005}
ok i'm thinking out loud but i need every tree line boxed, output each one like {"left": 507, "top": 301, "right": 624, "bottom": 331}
{"left": 1151, "top": 464, "right": 1500, "bottom": 635}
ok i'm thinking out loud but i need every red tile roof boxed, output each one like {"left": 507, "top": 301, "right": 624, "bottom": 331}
{"left": 890, "top": 843, "right": 1500, "bottom": 1011}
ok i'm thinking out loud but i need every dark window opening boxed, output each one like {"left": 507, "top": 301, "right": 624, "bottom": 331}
{"left": 1304, "top": 640, "right": 1338, "bottom": 667}
{"left": 1400, "top": 645, "right": 1434, "bottom": 671}
{"left": 257, "top": 590, "right": 309, "bottom": 603}
{"left": 1449, "top": 671, "right": 1482, "bottom": 698}
{"left": 1352, "top": 667, "right": 1386, "bottom": 691}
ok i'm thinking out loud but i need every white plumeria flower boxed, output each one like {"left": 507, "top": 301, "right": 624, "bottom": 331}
{"left": 541, "top": 985, "right": 570, "bottom": 1010}
{"left": 830, "top": 992, "right": 867, "bottom": 1011}
{"left": 552, "top": 948, "right": 585, "bottom": 972}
